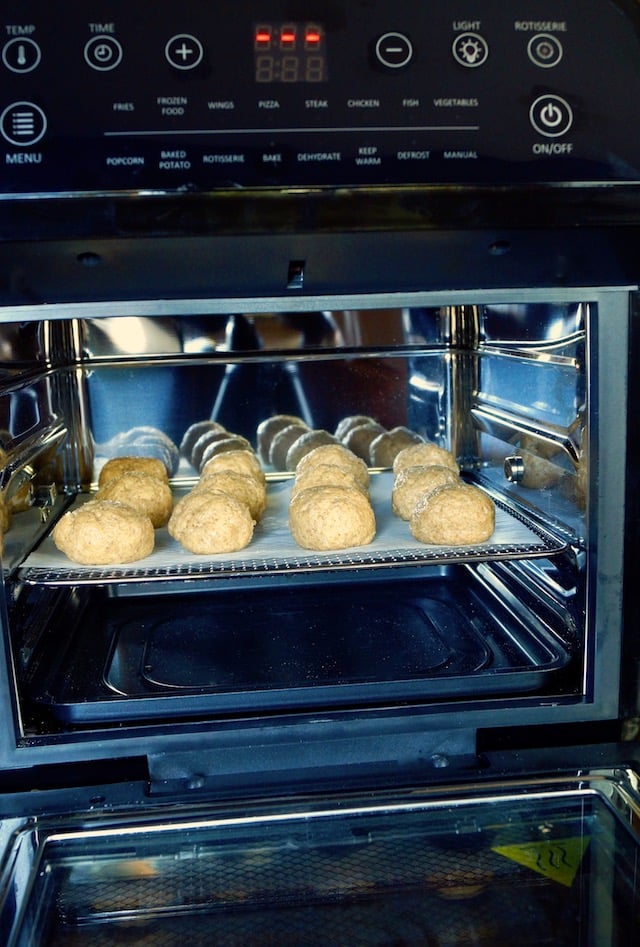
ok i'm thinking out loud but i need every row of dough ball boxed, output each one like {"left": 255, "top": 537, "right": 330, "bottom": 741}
{"left": 0, "top": 443, "right": 40, "bottom": 557}
{"left": 391, "top": 443, "right": 496, "bottom": 546}
{"left": 53, "top": 456, "right": 173, "bottom": 565}
{"left": 179, "top": 419, "right": 253, "bottom": 472}
{"left": 53, "top": 445, "right": 269, "bottom": 564}
{"left": 51, "top": 432, "right": 495, "bottom": 563}
{"left": 288, "top": 443, "right": 376, "bottom": 551}
{"left": 99, "top": 426, "right": 180, "bottom": 476}
{"left": 256, "top": 413, "right": 425, "bottom": 471}
{"left": 168, "top": 447, "right": 266, "bottom": 555}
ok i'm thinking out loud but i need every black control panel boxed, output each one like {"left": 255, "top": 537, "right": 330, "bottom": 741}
{"left": 2, "top": 0, "right": 640, "bottom": 196}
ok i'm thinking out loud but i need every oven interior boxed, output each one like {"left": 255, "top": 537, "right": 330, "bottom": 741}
{"left": 0, "top": 295, "right": 608, "bottom": 754}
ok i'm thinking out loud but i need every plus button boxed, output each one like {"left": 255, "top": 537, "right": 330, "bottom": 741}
{"left": 165, "top": 34, "right": 204, "bottom": 70}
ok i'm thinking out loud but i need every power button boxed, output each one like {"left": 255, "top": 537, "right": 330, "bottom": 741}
{"left": 529, "top": 94, "right": 573, "bottom": 137}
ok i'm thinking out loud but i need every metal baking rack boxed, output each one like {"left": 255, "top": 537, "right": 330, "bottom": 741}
{"left": 16, "top": 474, "right": 569, "bottom": 589}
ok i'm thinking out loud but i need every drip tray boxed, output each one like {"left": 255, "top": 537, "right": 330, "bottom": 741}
{"left": 28, "top": 570, "right": 575, "bottom": 723}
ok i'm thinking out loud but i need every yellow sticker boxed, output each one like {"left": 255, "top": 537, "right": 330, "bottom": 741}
{"left": 491, "top": 836, "right": 590, "bottom": 888}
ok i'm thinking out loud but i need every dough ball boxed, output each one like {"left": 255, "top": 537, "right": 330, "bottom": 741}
{"left": 269, "top": 423, "right": 309, "bottom": 470}
{"left": 426, "top": 861, "right": 496, "bottom": 900}
{"left": 410, "top": 483, "right": 495, "bottom": 546}
{"left": 168, "top": 488, "right": 254, "bottom": 554}
{"left": 342, "top": 421, "right": 386, "bottom": 460}
{"left": 52, "top": 500, "right": 155, "bottom": 565}
{"left": 98, "top": 455, "right": 169, "bottom": 488}
{"left": 392, "top": 464, "right": 459, "bottom": 520}
{"left": 126, "top": 437, "right": 179, "bottom": 476}
{"left": 7, "top": 483, "right": 31, "bottom": 513}
{"left": 180, "top": 420, "right": 226, "bottom": 460}
{"left": 96, "top": 472, "right": 174, "bottom": 528}
{"left": 285, "top": 430, "right": 338, "bottom": 471}
{"left": 191, "top": 430, "right": 234, "bottom": 471}
{"left": 257, "top": 414, "right": 308, "bottom": 463}
{"left": 0, "top": 495, "right": 11, "bottom": 532}
{"left": 201, "top": 448, "right": 265, "bottom": 484}
{"left": 295, "top": 443, "right": 370, "bottom": 490}
{"left": 195, "top": 470, "right": 267, "bottom": 520}
{"left": 289, "top": 485, "right": 376, "bottom": 550}
{"left": 334, "top": 415, "right": 376, "bottom": 440}
{"left": 369, "top": 427, "right": 423, "bottom": 467}
{"left": 199, "top": 435, "right": 252, "bottom": 472}
{"left": 519, "top": 452, "right": 565, "bottom": 490}
{"left": 575, "top": 435, "right": 587, "bottom": 511}
{"left": 392, "top": 442, "right": 459, "bottom": 476}
{"left": 110, "top": 426, "right": 180, "bottom": 475}
{"left": 291, "top": 463, "right": 367, "bottom": 500}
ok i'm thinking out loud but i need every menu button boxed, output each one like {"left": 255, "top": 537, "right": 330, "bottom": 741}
{"left": 1, "top": 101, "right": 46, "bottom": 146}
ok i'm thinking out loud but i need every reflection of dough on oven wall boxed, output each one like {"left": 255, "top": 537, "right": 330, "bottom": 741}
{"left": 518, "top": 450, "right": 565, "bottom": 490}
{"left": 517, "top": 435, "right": 564, "bottom": 490}
{"left": 575, "top": 434, "right": 587, "bottom": 510}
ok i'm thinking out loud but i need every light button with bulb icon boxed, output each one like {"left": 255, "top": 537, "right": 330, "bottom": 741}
{"left": 452, "top": 32, "right": 489, "bottom": 68}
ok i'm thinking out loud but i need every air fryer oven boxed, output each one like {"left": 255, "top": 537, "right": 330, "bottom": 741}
{"left": 2, "top": 0, "right": 640, "bottom": 943}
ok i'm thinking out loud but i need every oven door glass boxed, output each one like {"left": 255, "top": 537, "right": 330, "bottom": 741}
{"left": 2, "top": 772, "right": 639, "bottom": 946}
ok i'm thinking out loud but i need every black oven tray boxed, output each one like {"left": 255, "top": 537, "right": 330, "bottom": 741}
{"left": 27, "top": 568, "right": 576, "bottom": 723}
{"left": 18, "top": 475, "right": 569, "bottom": 590}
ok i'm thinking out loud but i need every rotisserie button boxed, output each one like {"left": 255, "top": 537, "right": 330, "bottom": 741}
{"left": 527, "top": 33, "right": 563, "bottom": 68}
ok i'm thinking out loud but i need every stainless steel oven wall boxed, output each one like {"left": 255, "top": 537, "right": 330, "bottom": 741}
{"left": 0, "top": 286, "right": 630, "bottom": 782}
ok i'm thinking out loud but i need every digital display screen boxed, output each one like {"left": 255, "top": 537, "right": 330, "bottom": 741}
{"left": 254, "top": 22, "right": 327, "bottom": 82}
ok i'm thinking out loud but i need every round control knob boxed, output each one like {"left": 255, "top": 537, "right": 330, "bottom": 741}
{"left": 375, "top": 32, "right": 413, "bottom": 70}
{"left": 504, "top": 455, "right": 525, "bottom": 483}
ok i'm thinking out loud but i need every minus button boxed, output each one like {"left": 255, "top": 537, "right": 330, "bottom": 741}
{"left": 375, "top": 32, "right": 413, "bottom": 69}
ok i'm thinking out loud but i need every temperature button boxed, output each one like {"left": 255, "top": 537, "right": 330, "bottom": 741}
{"left": 530, "top": 94, "right": 573, "bottom": 137}
{"left": 2, "top": 37, "right": 41, "bottom": 73}
{"left": 375, "top": 32, "right": 413, "bottom": 70}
